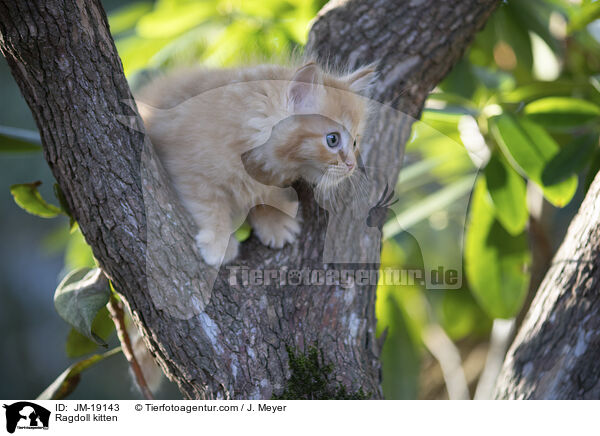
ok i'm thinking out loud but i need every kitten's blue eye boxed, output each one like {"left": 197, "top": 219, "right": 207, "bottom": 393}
{"left": 326, "top": 132, "right": 340, "bottom": 148}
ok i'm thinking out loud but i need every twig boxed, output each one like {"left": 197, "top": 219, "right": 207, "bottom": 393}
{"left": 474, "top": 318, "right": 515, "bottom": 400}
{"left": 107, "top": 294, "right": 155, "bottom": 400}
{"left": 516, "top": 190, "right": 554, "bottom": 331}
{"left": 423, "top": 324, "right": 470, "bottom": 400}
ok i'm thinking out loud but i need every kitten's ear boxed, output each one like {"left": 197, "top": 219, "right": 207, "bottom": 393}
{"left": 288, "top": 62, "right": 321, "bottom": 113}
{"left": 345, "top": 64, "right": 378, "bottom": 93}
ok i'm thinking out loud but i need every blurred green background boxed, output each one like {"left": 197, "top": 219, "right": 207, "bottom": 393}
{"left": 0, "top": 0, "right": 599, "bottom": 399}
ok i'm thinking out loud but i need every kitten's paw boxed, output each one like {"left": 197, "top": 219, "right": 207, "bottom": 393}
{"left": 195, "top": 230, "right": 239, "bottom": 266}
{"left": 269, "top": 198, "right": 299, "bottom": 218}
{"left": 253, "top": 212, "right": 301, "bottom": 249}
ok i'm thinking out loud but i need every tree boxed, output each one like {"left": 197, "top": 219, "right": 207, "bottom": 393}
{"left": 0, "top": 0, "right": 500, "bottom": 399}
{"left": 494, "top": 171, "right": 600, "bottom": 399}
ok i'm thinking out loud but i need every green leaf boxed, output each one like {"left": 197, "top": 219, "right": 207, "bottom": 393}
{"left": 136, "top": 1, "right": 217, "bottom": 39}
{"left": 10, "top": 181, "right": 62, "bottom": 218}
{"left": 65, "top": 307, "right": 115, "bottom": 358}
{"left": 115, "top": 34, "right": 173, "bottom": 76}
{"left": 439, "top": 289, "right": 492, "bottom": 341}
{"left": 465, "top": 178, "right": 530, "bottom": 319}
{"left": 502, "top": 80, "right": 590, "bottom": 104}
{"left": 383, "top": 175, "right": 474, "bottom": 239}
{"left": 53, "top": 183, "right": 70, "bottom": 215}
{"left": 108, "top": 1, "right": 153, "bottom": 35}
{"left": 438, "top": 59, "right": 477, "bottom": 99}
{"left": 484, "top": 152, "right": 528, "bottom": 235}
{"left": 65, "top": 228, "right": 96, "bottom": 270}
{"left": 568, "top": 1, "right": 600, "bottom": 33}
{"left": 471, "top": 65, "right": 515, "bottom": 91}
{"left": 494, "top": 4, "right": 534, "bottom": 76}
{"left": 469, "top": 12, "right": 496, "bottom": 67}
{"left": 54, "top": 268, "right": 111, "bottom": 345}
{"left": 238, "top": 0, "right": 295, "bottom": 20}
{"left": 509, "top": 0, "right": 561, "bottom": 53}
{"left": 202, "top": 19, "right": 261, "bottom": 66}
{"left": 53, "top": 183, "right": 77, "bottom": 230}
{"left": 37, "top": 347, "right": 121, "bottom": 400}
{"left": 234, "top": 221, "right": 252, "bottom": 242}
{"left": 379, "top": 302, "right": 422, "bottom": 399}
{"left": 524, "top": 97, "right": 600, "bottom": 129}
{"left": 542, "top": 134, "right": 599, "bottom": 186}
{"left": 148, "top": 23, "right": 220, "bottom": 70}
{"left": 65, "top": 329, "right": 101, "bottom": 359}
{"left": 0, "top": 125, "right": 42, "bottom": 153}
{"left": 585, "top": 146, "right": 600, "bottom": 192}
{"left": 376, "top": 241, "right": 426, "bottom": 399}
{"left": 491, "top": 114, "right": 578, "bottom": 207}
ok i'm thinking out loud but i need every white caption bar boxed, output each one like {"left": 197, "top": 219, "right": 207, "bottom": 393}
{"left": 1, "top": 400, "right": 598, "bottom": 435}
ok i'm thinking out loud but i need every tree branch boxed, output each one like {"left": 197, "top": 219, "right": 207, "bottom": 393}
{"left": 0, "top": 0, "right": 498, "bottom": 399}
{"left": 494, "top": 172, "right": 600, "bottom": 399}
{"left": 107, "top": 294, "right": 154, "bottom": 400}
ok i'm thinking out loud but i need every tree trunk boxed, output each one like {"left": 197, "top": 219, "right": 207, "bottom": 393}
{"left": 0, "top": 0, "right": 498, "bottom": 399}
{"left": 494, "top": 173, "right": 600, "bottom": 399}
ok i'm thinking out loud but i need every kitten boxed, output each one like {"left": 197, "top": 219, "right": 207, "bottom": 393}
{"left": 136, "top": 61, "right": 375, "bottom": 266}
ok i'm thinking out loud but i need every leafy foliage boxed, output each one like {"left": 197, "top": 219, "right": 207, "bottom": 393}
{"left": 465, "top": 179, "right": 530, "bottom": 319}
{"left": 523, "top": 97, "right": 600, "bottom": 129}
{"left": 54, "top": 268, "right": 112, "bottom": 346}
{"left": 484, "top": 151, "right": 528, "bottom": 235}
{"left": 65, "top": 307, "right": 116, "bottom": 358}
{"left": 10, "top": 181, "right": 62, "bottom": 218}
{"left": 0, "top": 125, "right": 41, "bottom": 153}
{"left": 376, "top": 0, "right": 600, "bottom": 397}
{"left": 491, "top": 113, "right": 577, "bottom": 206}
{"left": 109, "top": 0, "right": 328, "bottom": 77}
{"left": 37, "top": 347, "right": 121, "bottom": 400}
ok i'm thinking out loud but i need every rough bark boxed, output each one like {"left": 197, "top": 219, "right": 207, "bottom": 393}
{"left": 494, "top": 173, "right": 600, "bottom": 399}
{"left": 0, "top": 0, "right": 498, "bottom": 399}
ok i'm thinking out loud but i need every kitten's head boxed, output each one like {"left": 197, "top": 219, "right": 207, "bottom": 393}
{"left": 273, "top": 62, "right": 376, "bottom": 192}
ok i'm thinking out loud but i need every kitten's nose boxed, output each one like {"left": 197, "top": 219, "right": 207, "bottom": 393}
{"left": 346, "top": 160, "right": 355, "bottom": 171}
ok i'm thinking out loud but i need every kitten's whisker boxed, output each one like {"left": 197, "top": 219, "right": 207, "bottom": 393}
{"left": 348, "top": 171, "right": 368, "bottom": 200}
{"left": 355, "top": 176, "right": 371, "bottom": 211}
{"left": 356, "top": 174, "right": 369, "bottom": 197}
{"left": 327, "top": 173, "right": 337, "bottom": 212}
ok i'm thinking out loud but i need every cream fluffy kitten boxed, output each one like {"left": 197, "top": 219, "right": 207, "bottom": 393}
{"left": 136, "top": 62, "right": 375, "bottom": 266}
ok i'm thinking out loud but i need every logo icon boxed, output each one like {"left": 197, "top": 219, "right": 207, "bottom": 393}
{"left": 3, "top": 402, "right": 50, "bottom": 434}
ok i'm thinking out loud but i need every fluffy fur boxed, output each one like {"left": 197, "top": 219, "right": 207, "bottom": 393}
{"left": 136, "top": 61, "right": 375, "bottom": 266}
